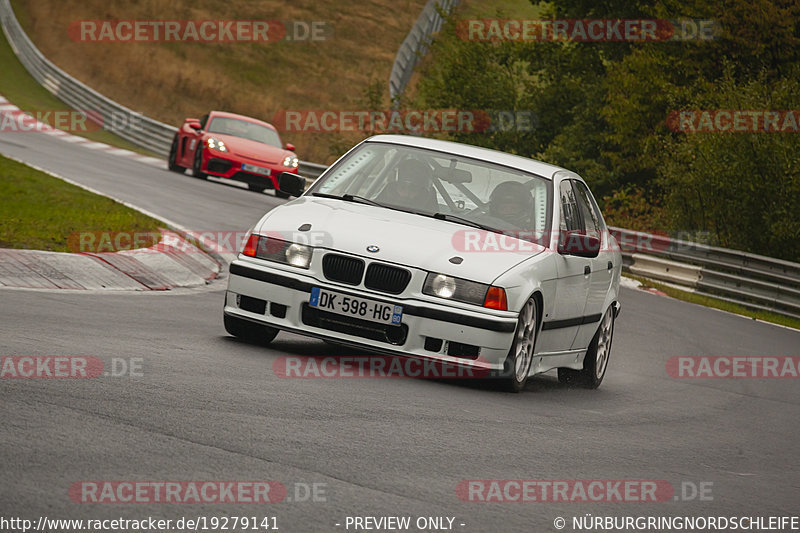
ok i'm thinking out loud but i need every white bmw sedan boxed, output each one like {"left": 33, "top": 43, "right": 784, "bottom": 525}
{"left": 224, "top": 135, "right": 621, "bottom": 391}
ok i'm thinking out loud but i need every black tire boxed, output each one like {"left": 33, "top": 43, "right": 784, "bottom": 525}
{"left": 249, "top": 184, "right": 267, "bottom": 193}
{"left": 167, "top": 136, "right": 186, "bottom": 173}
{"left": 192, "top": 146, "right": 207, "bottom": 179}
{"left": 275, "top": 189, "right": 291, "bottom": 199}
{"left": 500, "top": 297, "right": 538, "bottom": 393}
{"left": 558, "top": 306, "right": 615, "bottom": 389}
{"left": 224, "top": 314, "right": 279, "bottom": 345}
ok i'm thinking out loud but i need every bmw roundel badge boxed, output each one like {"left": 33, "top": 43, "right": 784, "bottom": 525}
{"left": 367, "top": 245, "right": 380, "bottom": 253}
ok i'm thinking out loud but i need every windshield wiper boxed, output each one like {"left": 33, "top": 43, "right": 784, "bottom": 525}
{"left": 341, "top": 194, "right": 386, "bottom": 207}
{"left": 430, "top": 212, "right": 502, "bottom": 233}
{"left": 311, "top": 192, "right": 391, "bottom": 209}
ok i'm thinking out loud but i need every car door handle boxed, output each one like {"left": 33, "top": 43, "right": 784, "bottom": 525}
{"left": 584, "top": 265, "right": 591, "bottom": 275}
{"left": 608, "top": 261, "right": 613, "bottom": 271}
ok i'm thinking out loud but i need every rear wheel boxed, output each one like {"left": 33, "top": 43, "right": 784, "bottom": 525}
{"left": 224, "top": 314, "right": 279, "bottom": 345}
{"left": 558, "top": 306, "right": 615, "bottom": 389}
{"left": 167, "top": 136, "right": 185, "bottom": 173}
{"left": 192, "top": 146, "right": 207, "bottom": 179}
{"left": 501, "top": 297, "right": 538, "bottom": 393}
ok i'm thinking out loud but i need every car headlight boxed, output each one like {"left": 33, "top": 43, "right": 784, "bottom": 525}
{"left": 207, "top": 137, "right": 228, "bottom": 152}
{"left": 241, "top": 234, "right": 312, "bottom": 269}
{"left": 282, "top": 155, "right": 299, "bottom": 168}
{"left": 423, "top": 273, "right": 507, "bottom": 310}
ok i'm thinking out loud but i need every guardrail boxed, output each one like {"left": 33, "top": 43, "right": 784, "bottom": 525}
{"left": 610, "top": 227, "right": 800, "bottom": 320}
{"left": 389, "top": 0, "right": 459, "bottom": 101}
{"left": 0, "top": 0, "right": 175, "bottom": 156}
{"left": 3, "top": 1, "right": 799, "bottom": 320}
{"left": 0, "top": 0, "right": 326, "bottom": 179}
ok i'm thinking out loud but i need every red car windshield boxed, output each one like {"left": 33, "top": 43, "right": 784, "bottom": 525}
{"left": 207, "top": 117, "right": 282, "bottom": 148}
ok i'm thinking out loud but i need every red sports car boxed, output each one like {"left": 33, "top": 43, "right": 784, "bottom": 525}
{"left": 167, "top": 111, "right": 299, "bottom": 197}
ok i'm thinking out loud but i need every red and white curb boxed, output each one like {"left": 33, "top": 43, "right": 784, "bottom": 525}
{"left": 0, "top": 149, "right": 227, "bottom": 291}
{"left": 0, "top": 231, "right": 220, "bottom": 291}
{"left": 0, "top": 94, "right": 164, "bottom": 167}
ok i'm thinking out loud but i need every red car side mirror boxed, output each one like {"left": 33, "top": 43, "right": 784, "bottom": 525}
{"left": 285, "top": 143, "right": 295, "bottom": 151}
{"left": 189, "top": 122, "right": 202, "bottom": 131}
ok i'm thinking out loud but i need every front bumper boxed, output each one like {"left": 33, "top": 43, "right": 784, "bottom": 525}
{"left": 204, "top": 155, "right": 296, "bottom": 187}
{"left": 224, "top": 259, "right": 519, "bottom": 371}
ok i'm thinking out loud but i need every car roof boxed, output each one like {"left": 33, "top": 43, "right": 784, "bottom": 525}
{"left": 364, "top": 134, "right": 568, "bottom": 180}
{"left": 208, "top": 111, "right": 277, "bottom": 131}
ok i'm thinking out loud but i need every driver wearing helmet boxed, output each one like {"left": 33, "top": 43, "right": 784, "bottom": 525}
{"left": 377, "top": 159, "right": 439, "bottom": 212}
{"left": 488, "top": 181, "right": 535, "bottom": 229}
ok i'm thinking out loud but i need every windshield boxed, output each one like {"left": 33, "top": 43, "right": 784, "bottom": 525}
{"left": 207, "top": 117, "right": 283, "bottom": 148}
{"left": 307, "top": 142, "right": 553, "bottom": 242}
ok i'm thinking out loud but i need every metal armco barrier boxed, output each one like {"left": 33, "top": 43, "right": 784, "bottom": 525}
{"left": 628, "top": 254, "right": 702, "bottom": 288}
{"left": 298, "top": 161, "right": 328, "bottom": 181}
{"left": 0, "top": 0, "right": 324, "bottom": 178}
{"left": 3, "top": 2, "right": 799, "bottom": 320}
{"left": 389, "top": 0, "right": 459, "bottom": 101}
{"left": 610, "top": 227, "right": 800, "bottom": 320}
{"left": 0, "top": 0, "right": 174, "bottom": 156}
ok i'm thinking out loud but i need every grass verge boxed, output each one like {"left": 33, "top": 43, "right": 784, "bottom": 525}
{"left": 624, "top": 274, "right": 800, "bottom": 331}
{"left": 0, "top": 154, "right": 163, "bottom": 252}
{"left": 0, "top": 25, "right": 158, "bottom": 157}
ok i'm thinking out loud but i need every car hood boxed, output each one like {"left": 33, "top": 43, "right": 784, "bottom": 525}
{"left": 254, "top": 197, "right": 545, "bottom": 283}
{"left": 209, "top": 133, "right": 288, "bottom": 164}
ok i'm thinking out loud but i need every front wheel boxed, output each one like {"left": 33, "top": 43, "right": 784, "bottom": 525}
{"left": 224, "top": 314, "right": 279, "bottom": 345}
{"left": 501, "top": 297, "right": 538, "bottom": 393}
{"left": 558, "top": 306, "right": 615, "bottom": 389}
{"left": 249, "top": 184, "right": 267, "bottom": 193}
{"left": 192, "top": 146, "right": 207, "bottom": 179}
{"left": 167, "top": 136, "right": 185, "bottom": 173}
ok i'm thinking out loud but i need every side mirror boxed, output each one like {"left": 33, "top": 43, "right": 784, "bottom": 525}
{"left": 188, "top": 122, "right": 202, "bottom": 131}
{"left": 284, "top": 143, "right": 295, "bottom": 151}
{"left": 558, "top": 231, "right": 601, "bottom": 258}
{"left": 277, "top": 172, "right": 305, "bottom": 198}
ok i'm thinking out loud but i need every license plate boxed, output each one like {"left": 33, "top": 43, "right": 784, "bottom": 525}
{"left": 309, "top": 287, "right": 403, "bottom": 325}
{"left": 242, "top": 163, "right": 271, "bottom": 176}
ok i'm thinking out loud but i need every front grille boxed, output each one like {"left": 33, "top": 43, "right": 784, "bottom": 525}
{"left": 446, "top": 341, "right": 480, "bottom": 359}
{"left": 238, "top": 294, "right": 266, "bottom": 314}
{"left": 322, "top": 254, "right": 365, "bottom": 285}
{"left": 364, "top": 263, "right": 411, "bottom": 294}
{"left": 424, "top": 337, "right": 443, "bottom": 352}
{"left": 207, "top": 158, "right": 233, "bottom": 174}
{"left": 232, "top": 171, "right": 274, "bottom": 187}
{"left": 269, "top": 302, "right": 287, "bottom": 318}
{"left": 302, "top": 304, "right": 407, "bottom": 345}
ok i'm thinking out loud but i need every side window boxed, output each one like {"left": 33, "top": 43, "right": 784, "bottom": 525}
{"left": 199, "top": 114, "right": 210, "bottom": 130}
{"left": 559, "top": 180, "right": 580, "bottom": 231}
{"left": 573, "top": 180, "right": 603, "bottom": 238}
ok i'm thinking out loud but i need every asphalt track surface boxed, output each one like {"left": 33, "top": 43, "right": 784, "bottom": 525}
{"left": 1, "top": 127, "right": 799, "bottom": 532}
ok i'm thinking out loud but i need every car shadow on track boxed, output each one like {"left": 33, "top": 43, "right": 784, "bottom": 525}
{"left": 221, "top": 334, "right": 579, "bottom": 394}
